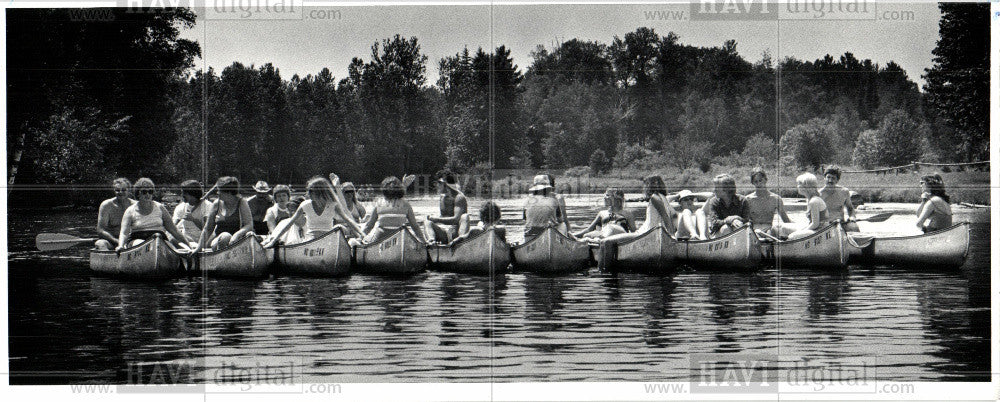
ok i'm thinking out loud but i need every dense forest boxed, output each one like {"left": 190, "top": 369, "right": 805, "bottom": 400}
{"left": 6, "top": 4, "right": 989, "bottom": 196}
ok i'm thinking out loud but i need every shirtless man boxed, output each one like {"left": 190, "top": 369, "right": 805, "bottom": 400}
{"left": 425, "top": 172, "right": 468, "bottom": 243}
{"left": 820, "top": 166, "right": 859, "bottom": 232}
{"left": 94, "top": 178, "right": 136, "bottom": 250}
{"left": 745, "top": 167, "right": 792, "bottom": 236}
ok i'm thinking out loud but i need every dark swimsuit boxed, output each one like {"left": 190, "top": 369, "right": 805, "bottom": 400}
{"left": 600, "top": 211, "right": 631, "bottom": 233}
{"left": 215, "top": 203, "right": 243, "bottom": 236}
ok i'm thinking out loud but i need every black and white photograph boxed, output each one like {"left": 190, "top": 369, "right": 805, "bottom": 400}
{"left": 3, "top": 0, "right": 994, "bottom": 400}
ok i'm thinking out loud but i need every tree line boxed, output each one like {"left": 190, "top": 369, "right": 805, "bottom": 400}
{"left": 7, "top": 4, "right": 988, "bottom": 203}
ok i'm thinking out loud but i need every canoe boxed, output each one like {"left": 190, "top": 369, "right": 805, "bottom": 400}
{"left": 275, "top": 228, "right": 352, "bottom": 276}
{"left": 847, "top": 222, "right": 970, "bottom": 267}
{"left": 354, "top": 228, "right": 428, "bottom": 274}
{"left": 429, "top": 227, "right": 510, "bottom": 274}
{"left": 596, "top": 225, "right": 679, "bottom": 271}
{"left": 511, "top": 226, "right": 591, "bottom": 273}
{"left": 89, "top": 235, "right": 184, "bottom": 278}
{"left": 195, "top": 234, "right": 272, "bottom": 278}
{"left": 680, "top": 224, "right": 762, "bottom": 270}
{"left": 772, "top": 223, "right": 849, "bottom": 269}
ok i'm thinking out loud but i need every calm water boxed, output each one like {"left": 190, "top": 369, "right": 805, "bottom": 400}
{"left": 7, "top": 196, "right": 991, "bottom": 383}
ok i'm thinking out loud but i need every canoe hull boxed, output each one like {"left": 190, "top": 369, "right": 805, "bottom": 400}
{"left": 850, "top": 222, "right": 970, "bottom": 267}
{"left": 681, "top": 225, "right": 762, "bottom": 271}
{"left": 89, "top": 236, "right": 183, "bottom": 279}
{"left": 354, "top": 229, "right": 428, "bottom": 274}
{"left": 512, "top": 227, "right": 590, "bottom": 273}
{"left": 599, "top": 226, "right": 679, "bottom": 271}
{"left": 276, "top": 228, "right": 352, "bottom": 276}
{"left": 429, "top": 228, "right": 510, "bottom": 274}
{"left": 774, "top": 223, "right": 849, "bottom": 269}
{"left": 196, "top": 235, "right": 272, "bottom": 278}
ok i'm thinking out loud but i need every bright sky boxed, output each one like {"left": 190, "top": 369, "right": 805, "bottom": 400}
{"left": 179, "top": 2, "right": 941, "bottom": 88}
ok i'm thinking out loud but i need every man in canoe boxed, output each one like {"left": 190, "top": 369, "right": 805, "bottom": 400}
{"left": 745, "top": 167, "right": 792, "bottom": 236}
{"left": 247, "top": 180, "right": 273, "bottom": 235}
{"left": 425, "top": 171, "right": 468, "bottom": 244}
{"left": 820, "top": 166, "right": 859, "bottom": 232}
{"left": 95, "top": 177, "right": 136, "bottom": 250}
{"left": 702, "top": 173, "right": 750, "bottom": 238}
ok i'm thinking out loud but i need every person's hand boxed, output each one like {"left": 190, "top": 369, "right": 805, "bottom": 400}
{"left": 732, "top": 218, "right": 745, "bottom": 227}
{"left": 328, "top": 173, "right": 341, "bottom": 187}
{"left": 920, "top": 191, "right": 931, "bottom": 200}
{"left": 115, "top": 245, "right": 126, "bottom": 254}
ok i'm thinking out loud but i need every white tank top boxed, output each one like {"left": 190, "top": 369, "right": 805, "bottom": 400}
{"left": 127, "top": 202, "right": 166, "bottom": 232}
{"left": 302, "top": 200, "right": 338, "bottom": 237}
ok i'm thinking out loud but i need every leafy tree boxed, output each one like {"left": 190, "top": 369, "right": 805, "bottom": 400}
{"left": 780, "top": 118, "right": 839, "bottom": 170}
{"left": 923, "top": 2, "right": 989, "bottom": 161}
{"left": 851, "top": 109, "right": 928, "bottom": 168}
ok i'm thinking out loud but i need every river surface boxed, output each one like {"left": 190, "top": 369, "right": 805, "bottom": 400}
{"left": 7, "top": 195, "right": 991, "bottom": 384}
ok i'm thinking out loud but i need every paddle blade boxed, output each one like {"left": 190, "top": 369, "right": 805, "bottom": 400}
{"left": 859, "top": 212, "right": 893, "bottom": 223}
{"left": 401, "top": 174, "right": 417, "bottom": 188}
{"left": 35, "top": 233, "right": 97, "bottom": 251}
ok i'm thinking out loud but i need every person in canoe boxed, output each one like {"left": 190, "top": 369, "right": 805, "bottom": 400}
{"left": 448, "top": 201, "right": 506, "bottom": 245}
{"left": 171, "top": 179, "right": 210, "bottom": 248}
{"left": 264, "top": 176, "right": 363, "bottom": 247}
{"left": 116, "top": 178, "right": 188, "bottom": 252}
{"left": 601, "top": 175, "right": 678, "bottom": 243}
{"left": 916, "top": 174, "right": 952, "bottom": 233}
{"left": 425, "top": 171, "right": 468, "bottom": 244}
{"left": 264, "top": 184, "right": 292, "bottom": 234}
{"left": 672, "top": 189, "right": 706, "bottom": 240}
{"left": 341, "top": 182, "right": 367, "bottom": 223}
{"left": 745, "top": 167, "right": 792, "bottom": 237}
{"left": 195, "top": 176, "right": 255, "bottom": 252}
{"left": 523, "top": 174, "right": 569, "bottom": 240}
{"left": 351, "top": 176, "right": 427, "bottom": 245}
{"left": 95, "top": 177, "right": 136, "bottom": 250}
{"left": 773, "top": 172, "right": 829, "bottom": 240}
{"left": 702, "top": 173, "right": 750, "bottom": 238}
{"left": 820, "top": 166, "right": 859, "bottom": 232}
{"left": 266, "top": 196, "right": 307, "bottom": 245}
{"left": 546, "top": 174, "right": 572, "bottom": 235}
{"left": 247, "top": 180, "right": 273, "bottom": 235}
{"left": 574, "top": 188, "right": 635, "bottom": 239}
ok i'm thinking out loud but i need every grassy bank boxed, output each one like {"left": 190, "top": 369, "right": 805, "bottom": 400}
{"left": 491, "top": 165, "right": 990, "bottom": 205}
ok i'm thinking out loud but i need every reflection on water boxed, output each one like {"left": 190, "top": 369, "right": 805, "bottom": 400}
{"left": 7, "top": 202, "right": 991, "bottom": 383}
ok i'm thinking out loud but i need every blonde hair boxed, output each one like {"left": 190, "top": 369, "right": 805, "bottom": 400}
{"left": 796, "top": 172, "right": 819, "bottom": 191}
{"left": 305, "top": 176, "right": 335, "bottom": 204}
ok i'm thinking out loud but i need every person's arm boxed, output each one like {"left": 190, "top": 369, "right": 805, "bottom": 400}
{"left": 807, "top": 199, "right": 823, "bottom": 231}
{"left": 843, "top": 189, "right": 857, "bottom": 220}
{"left": 333, "top": 202, "right": 364, "bottom": 236}
{"left": 116, "top": 208, "right": 133, "bottom": 251}
{"left": 626, "top": 210, "right": 637, "bottom": 232}
{"left": 189, "top": 201, "right": 206, "bottom": 231}
{"left": 776, "top": 196, "right": 792, "bottom": 223}
{"left": 433, "top": 195, "right": 468, "bottom": 226}
{"left": 356, "top": 203, "right": 367, "bottom": 222}
{"left": 194, "top": 201, "right": 219, "bottom": 254}
{"left": 230, "top": 199, "right": 254, "bottom": 240}
{"left": 161, "top": 205, "right": 189, "bottom": 249}
{"left": 96, "top": 201, "right": 119, "bottom": 245}
{"left": 650, "top": 196, "right": 677, "bottom": 233}
{"left": 703, "top": 199, "right": 723, "bottom": 233}
{"left": 172, "top": 203, "right": 186, "bottom": 228}
{"left": 264, "top": 206, "right": 304, "bottom": 247}
{"left": 327, "top": 173, "right": 353, "bottom": 214}
{"left": 406, "top": 205, "right": 427, "bottom": 243}
{"left": 361, "top": 205, "right": 378, "bottom": 235}
{"left": 573, "top": 212, "right": 603, "bottom": 237}
{"left": 265, "top": 207, "right": 278, "bottom": 233}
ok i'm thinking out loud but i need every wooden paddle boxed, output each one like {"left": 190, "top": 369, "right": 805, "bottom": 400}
{"left": 402, "top": 174, "right": 417, "bottom": 188}
{"left": 854, "top": 212, "right": 893, "bottom": 223}
{"left": 36, "top": 233, "right": 98, "bottom": 251}
{"left": 198, "top": 183, "right": 218, "bottom": 203}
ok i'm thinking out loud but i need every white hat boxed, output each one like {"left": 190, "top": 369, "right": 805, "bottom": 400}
{"left": 529, "top": 175, "right": 553, "bottom": 192}
{"left": 677, "top": 189, "right": 695, "bottom": 201}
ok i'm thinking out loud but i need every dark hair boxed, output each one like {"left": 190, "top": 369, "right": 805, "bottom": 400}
{"left": 479, "top": 201, "right": 502, "bottom": 225}
{"left": 287, "top": 195, "right": 306, "bottom": 212}
{"left": 750, "top": 167, "right": 767, "bottom": 182}
{"left": 712, "top": 173, "right": 736, "bottom": 194}
{"left": 272, "top": 184, "right": 291, "bottom": 197}
{"left": 381, "top": 176, "right": 405, "bottom": 200}
{"left": 921, "top": 174, "right": 950, "bottom": 203}
{"left": 180, "top": 179, "right": 203, "bottom": 200}
{"left": 643, "top": 175, "right": 667, "bottom": 196}
{"left": 216, "top": 176, "right": 240, "bottom": 195}
{"left": 824, "top": 166, "right": 842, "bottom": 180}
{"left": 546, "top": 174, "right": 556, "bottom": 187}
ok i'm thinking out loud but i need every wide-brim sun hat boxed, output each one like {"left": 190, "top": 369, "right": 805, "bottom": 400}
{"left": 677, "top": 189, "right": 695, "bottom": 201}
{"left": 438, "top": 177, "right": 462, "bottom": 193}
{"left": 253, "top": 180, "right": 271, "bottom": 193}
{"left": 529, "top": 174, "right": 553, "bottom": 192}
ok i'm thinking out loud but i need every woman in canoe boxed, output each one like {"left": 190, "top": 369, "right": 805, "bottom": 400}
{"left": 673, "top": 189, "right": 706, "bottom": 240}
{"left": 449, "top": 201, "right": 506, "bottom": 245}
{"left": 195, "top": 176, "right": 255, "bottom": 252}
{"left": 264, "top": 184, "right": 292, "bottom": 233}
{"left": 352, "top": 176, "right": 427, "bottom": 245}
{"left": 116, "top": 178, "right": 188, "bottom": 252}
{"left": 172, "top": 179, "right": 210, "bottom": 248}
{"left": 601, "top": 175, "right": 677, "bottom": 244}
{"left": 574, "top": 188, "right": 635, "bottom": 239}
{"left": 523, "top": 175, "right": 568, "bottom": 240}
{"left": 546, "top": 174, "right": 571, "bottom": 235}
{"left": 916, "top": 174, "right": 952, "bottom": 232}
{"left": 341, "top": 182, "right": 367, "bottom": 223}
{"left": 773, "top": 172, "right": 828, "bottom": 240}
{"left": 265, "top": 196, "right": 307, "bottom": 245}
{"left": 264, "top": 176, "right": 363, "bottom": 247}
